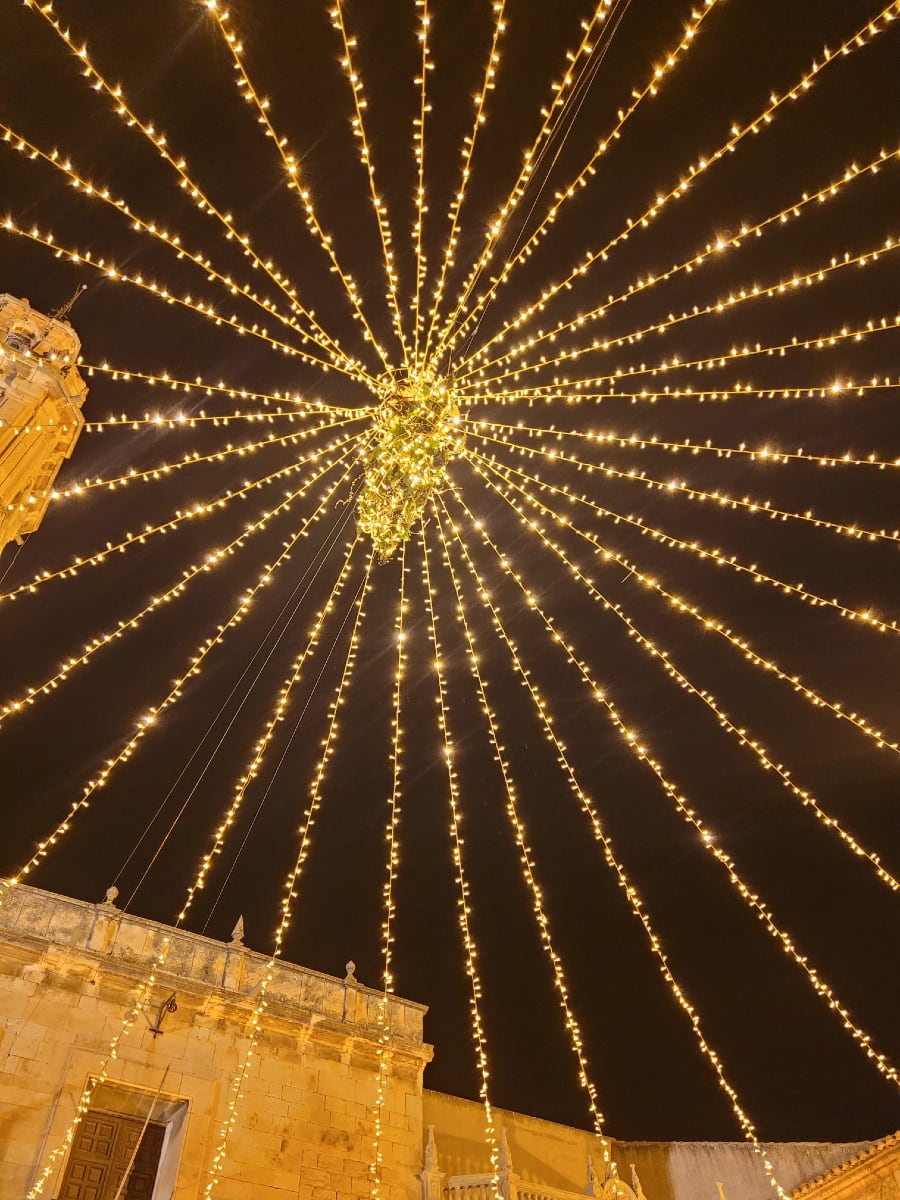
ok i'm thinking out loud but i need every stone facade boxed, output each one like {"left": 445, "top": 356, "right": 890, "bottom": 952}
{"left": 0, "top": 883, "right": 895, "bottom": 1200}
{"left": 0, "top": 884, "right": 430, "bottom": 1200}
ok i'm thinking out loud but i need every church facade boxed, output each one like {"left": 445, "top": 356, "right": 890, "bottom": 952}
{"left": 0, "top": 884, "right": 895, "bottom": 1200}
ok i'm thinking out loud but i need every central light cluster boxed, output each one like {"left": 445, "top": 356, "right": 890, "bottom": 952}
{"left": 358, "top": 370, "right": 464, "bottom": 562}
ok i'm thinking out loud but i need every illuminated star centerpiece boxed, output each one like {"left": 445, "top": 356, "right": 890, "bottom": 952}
{"left": 357, "top": 369, "right": 464, "bottom": 561}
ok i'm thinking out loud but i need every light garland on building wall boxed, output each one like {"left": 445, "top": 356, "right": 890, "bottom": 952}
{"left": 421, "top": 526, "right": 502, "bottom": 1200}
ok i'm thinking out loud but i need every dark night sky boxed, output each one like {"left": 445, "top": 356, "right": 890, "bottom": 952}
{"left": 1, "top": 0, "right": 898, "bottom": 1149}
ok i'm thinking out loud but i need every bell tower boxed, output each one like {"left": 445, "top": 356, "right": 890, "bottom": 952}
{"left": 0, "top": 292, "right": 88, "bottom": 553}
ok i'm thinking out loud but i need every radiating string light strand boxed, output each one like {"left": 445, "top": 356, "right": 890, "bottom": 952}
{"left": 435, "top": 489, "right": 790, "bottom": 1199}
{"left": 0, "top": 431, "right": 360, "bottom": 607}
{"left": 467, "top": 378, "right": 900, "bottom": 408}
{"left": 420, "top": 0, "right": 507, "bottom": 365}
{"left": 370, "top": 544, "right": 408, "bottom": 1199}
{"left": 200, "top": 0, "right": 390, "bottom": 372}
{"left": 434, "top": 500, "right": 607, "bottom": 1137}
{"left": 420, "top": 524, "right": 501, "bottom": 1198}
{"left": 462, "top": 234, "right": 900, "bottom": 390}
{"left": 454, "top": 473, "right": 899, "bottom": 892}
{"left": 0, "top": 438, "right": 363, "bottom": 729}
{"left": 25, "top": 532, "right": 364, "bottom": 1199}
{"left": 22, "top": 0, "right": 363, "bottom": 370}
{"left": 50, "top": 413, "right": 363, "bottom": 503}
{"left": 468, "top": 416, "right": 900, "bottom": 471}
{"left": 441, "top": 0, "right": 723, "bottom": 363}
{"left": 462, "top": 312, "right": 900, "bottom": 403}
{"left": 452, "top": 471, "right": 900, "bottom": 1097}
{"left": 469, "top": 427, "right": 900, "bottom": 548}
{"left": 1, "top": 216, "right": 340, "bottom": 372}
{"left": 0, "top": 120, "right": 372, "bottom": 385}
{"left": 454, "top": 1, "right": 900, "bottom": 375}
{"left": 331, "top": 0, "right": 412, "bottom": 365}
{"left": 410, "top": 0, "right": 433, "bottom": 365}
{"left": 201, "top": 547, "right": 375, "bottom": 1197}
{"left": 464, "top": 145, "right": 899, "bottom": 373}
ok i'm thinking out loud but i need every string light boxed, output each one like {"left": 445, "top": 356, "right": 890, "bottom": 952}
{"left": 49, "top": 413, "right": 364, "bottom": 503}
{"left": 1, "top": 217, "right": 341, "bottom": 372}
{"left": 0, "top": 120, "right": 373, "bottom": 386}
{"left": 468, "top": 426, "right": 900, "bottom": 548}
{"left": 201, "top": 547, "right": 375, "bottom": 1196}
{"left": 453, "top": 1, "right": 900, "bottom": 376}
{"left": 456, "top": 470, "right": 899, "bottom": 893}
{"left": 420, "top": 0, "right": 507, "bottom": 365}
{"left": 410, "top": 0, "right": 433, "bottom": 364}
{"left": 370, "top": 544, "right": 408, "bottom": 1200}
{"left": 26, "top": 533, "right": 365, "bottom": 1198}
{"left": 200, "top": 1, "right": 391, "bottom": 372}
{"left": 464, "top": 312, "right": 900, "bottom": 404}
{"left": 463, "top": 145, "right": 899, "bottom": 374}
{"left": 0, "top": 438, "right": 363, "bottom": 732}
{"left": 0, "top": 430, "right": 361, "bottom": 607}
{"left": 21, "top": 0, "right": 364, "bottom": 369}
{"left": 434, "top": 488, "right": 790, "bottom": 1199}
{"left": 468, "top": 415, "right": 900, "bottom": 471}
{"left": 440, "top": 0, "right": 723, "bottom": 363}
{"left": 447, "top": 477, "right": 900, "bottom": 1100}
{"left": 420, "top": 525, "right": 501, "bottom": 1199}
{"left": 462, "top": 233, "right": 900, "bottom": 391}
{"left": 330, "top": 1, "right": 412, "bottom": 365}
{"left": 433, "top": 501, "right": 607, "bottom": 1139}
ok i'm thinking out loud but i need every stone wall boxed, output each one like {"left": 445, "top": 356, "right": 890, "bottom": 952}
{"left": 0, "top": 883, "right": 431, "bottom": 1200}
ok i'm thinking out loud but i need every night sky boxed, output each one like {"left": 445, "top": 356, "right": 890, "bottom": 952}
{"left": 1, "top": 0, "right": 898, "bottom": 1150}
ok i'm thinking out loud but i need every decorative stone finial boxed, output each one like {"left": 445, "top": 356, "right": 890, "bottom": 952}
{"left": 423, "top": 1124, "right": 439, "bottom": 1171}
{"left": 499, "top": 1127, "right": 512, "bottom": 1173}
{"left": 102, "top": 885, "right": 119, "bottom": 908}
{"left": 230, "top": 915, "right": 245, "bottom": 946}
{"left": 585, "top": 1153, "right": 597, "bottom": 1197}
{"left": 344, "top": 960, "right": 357, "bottom": 984}
{"left": 630, "top": 1165, "right": 647, "bottom": 1200}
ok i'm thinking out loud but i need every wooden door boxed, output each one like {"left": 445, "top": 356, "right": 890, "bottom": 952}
{"left": 57, "top": 1110, "right": 165, "bottom": 1200}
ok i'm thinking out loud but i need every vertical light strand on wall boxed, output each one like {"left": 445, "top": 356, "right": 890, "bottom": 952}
{"left": 420, "top": 524, "right": 501, "bottom": 1197}
{"left": 369, "top": 543, "right": 409, "bottom": 1198}
{"left": 433, "top": 500, "right": 608, "bottom": 1148}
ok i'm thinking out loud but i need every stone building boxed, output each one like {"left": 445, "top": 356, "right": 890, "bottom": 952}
{"left": 0, "top": 293, "right": 88, "bottom": 554}
{"left": 0, "top": 884, "right": 896, "bottom": 1200}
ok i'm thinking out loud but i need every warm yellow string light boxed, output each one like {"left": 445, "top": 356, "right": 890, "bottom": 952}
{"left": 434, "top": 493, "right": 790, "bottom": 1199}
{"left": 80, "top": 359, "right": 358, "bottom": 414}
{"left": 0, "top": 428, "right": 362, "bottom": 607}
{"left": 448, "top": 478, "right": 900, "bottom": 1101}
{"left": 420, "top": 0, "right": 507, "bottom": 365}
{"left": 201, "top": 547, "right": 375, "bottom": 1197}
{"left": 469, "top": 445, "right": 900, "bottom": 643}
{"left": 1, "top": 217, "right": 339, "bottom": 372}
{"left": 21, "top": 0, "right": 362, "bottom": 369}
{"left": 469, "top": 415, "right": 900, "bottom": 471}
{"left": 433, "top": 501, "right": 607, "bottom": 1138}
{"left": 330, "top": 0, "right": 412, "bottom": 366}
{"left": 200, "top": 0, "right": 391, "bottom": 373}
{"left": 25, "top": 533, "right": 364, "bottom": 1199}
{"left": 441, "top": 0, "right": 723, "bottom": 363}
{"left": 463, "top": 312, "right": 900, "bottom": 403}
{"left": 462, "top": 233, "right": 900, "bottom": 390}
{"left": 80, "top": 408, "right": 303, "bottom": 432}
{"left": 0, "top": 121, "right": 372, "bottom": 386}
{"left": 454, "top": 2, "right": 900, "bottom": 376}
{"left": 469, "top": 427, "right": 900, "bottom": 547}
{"left": 410, "top": 0, "right": 433, "bottom": 366}
{"left": 420, "top": 524, "right": 501, "bottom": 1198}
{"left": 463, "top": 145, "right": 899, "bottom": 374}
{"left": 50, "top": 412, "right": 363, "bottom": 503}
{"left": 369, "top": 544, "right": 408, "bottom": 1199}
{"left": 432, "top": 0, "right": 620, "bottom": 359}
{"left": 466, "top": 378, "right": 900, "bottom": 408}
{"left": 455, "top": 472, "right": 899, "bottom": 893}
{"left": 0, "top": 438, "right": 362, "bottom": 730}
